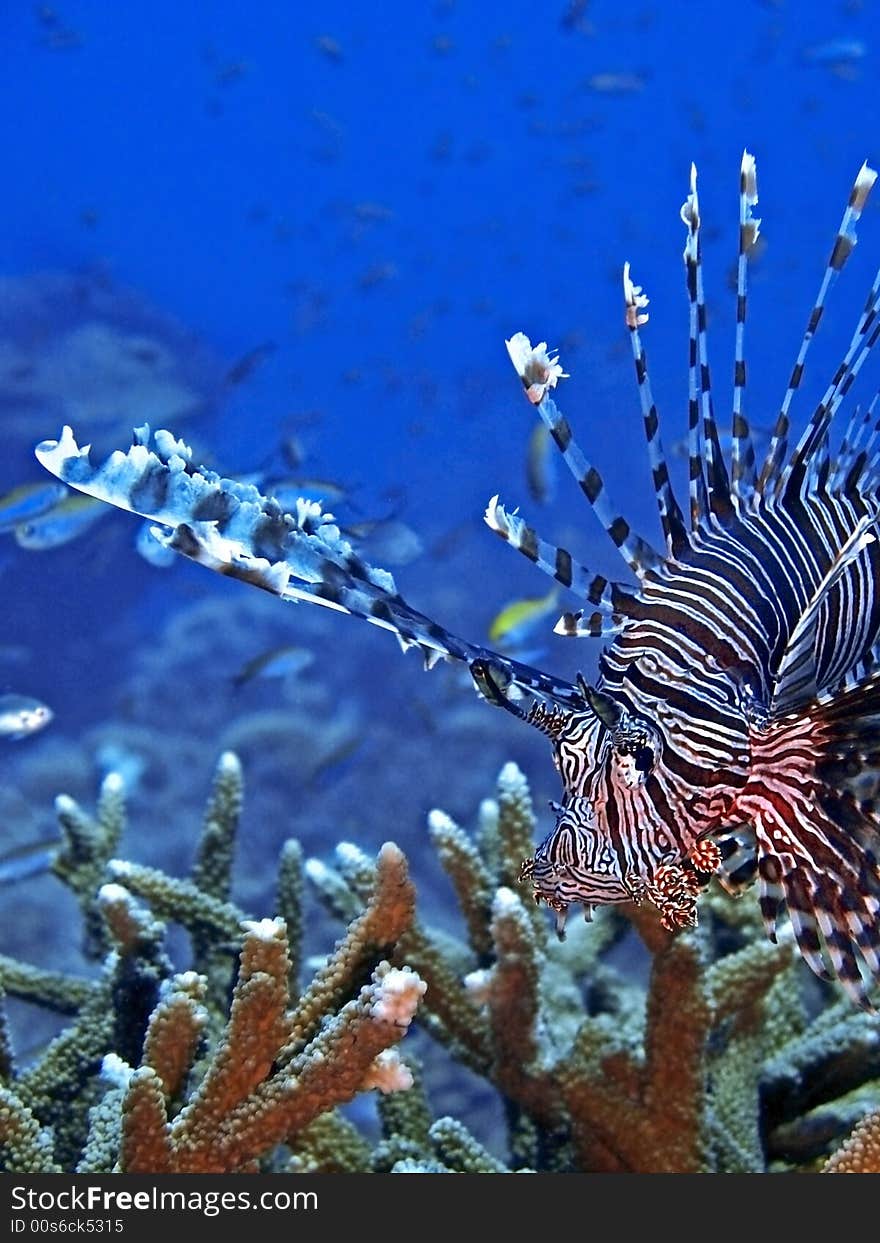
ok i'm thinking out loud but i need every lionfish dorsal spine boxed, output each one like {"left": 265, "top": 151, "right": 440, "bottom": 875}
{"left": 622, "top": 262, "right": 689, "bottom": 558}
{"left": 757, "top": 161, "right": 877, "bottom": 496}
{"left": 780, "top": 261, "right": 880, "bottom": 501}
{"left": 770, "top": 513, "right": 878, "bottom": 713}
{"left": 680, "top": 163, "right": 733, "bottom": 525}
{"left": 504, "top": 337, "right": 663, "bottom": 580}
{"left": 730, "top": 149, "right": 761, "bottom": 502}
{"left": 831, "top": 397, "right": 876, "bottom": 493}
{"left": 483, "top": 494, "right": 632, "bottom": 634}
{"left": 537, "top": 392, "right": 664, "bottom": 576}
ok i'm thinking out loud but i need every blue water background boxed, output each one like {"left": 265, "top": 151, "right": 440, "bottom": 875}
{"left": 1, "top": 0, "right": 878, "bottom": 1141}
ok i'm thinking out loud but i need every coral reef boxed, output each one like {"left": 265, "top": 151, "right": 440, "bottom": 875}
{"left": 1, "top": 752, "right": 879, "bottom": 1174}
{"left": 0, "top": 755, "right": 425, "bottom": 1173}
{"left": 823, "top": 1108, "right": 880, "bottom": 1173}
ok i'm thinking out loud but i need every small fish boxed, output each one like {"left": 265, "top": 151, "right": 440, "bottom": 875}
{"left": 353, "top": 201, "right": 394, "bottom": 223}
{"left": 0, "top": 838, "right": 57, "bottom": 885}
{"left": 232, "top": 645, "right": 314, "bottom": 687}
{"left": 315, "top": 34, "right": 343, "bottom": 62}
{"left": 560, "top": 1, "right": 592, "bottom": 34}
{"left": 358, "top": 262, "right": 398, "bottom": 291}
{"left": 215, "top": 61, "right": 250, "bottom": 86}
{"left": 0, "top": 693, "right": 53, "bottom": 740}
{"left": 224, "top": 342, "right": 277, "bottom": 387}
{"left": 586, "top": 72, "right": 646, "bottom": 95}
{"left": 344, "top": 518, "right": 424, "bottom": 566}
{"left": 279, "top": 433, "right": 308, "bottom": 471}
{"left": 0, "top": 481, "right": 68, "bottom": 533}
{"left": 41, "top": 26, "right": 83, "bottom": 51}
{"left": 14, "top": 492, "right": 107, "bottom": 549}
{"left": 802, "top": 38, "right": 867, "bottom": 67}
{"left": 488, "top": 587, "right": 560, "bottom": 647}
{"left": 526, "top": 422, "right": 557, "bottom": 504}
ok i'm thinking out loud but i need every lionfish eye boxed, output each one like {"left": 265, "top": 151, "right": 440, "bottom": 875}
{"left": 609, "top": 718, "right": 658, "bottom": 787}
{"left": 634, "top": 744, "right": 654, "bottom": 774}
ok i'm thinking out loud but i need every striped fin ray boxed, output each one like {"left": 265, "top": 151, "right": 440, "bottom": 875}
{"left": 757, "top": 855, "right": 786, "bottom": 945}
{"left": 505, "top": 334, "right": 662, "bottom": 576}
{"left": 712, "top": 824, "right": 758, "bottom": 897}
{"left": 828, "top": 402, "right": 870, "bottom": 492}
{"left": 622, "top": 262, "right": 689, "bottom": 556}
{"left": 680, "top": 171, "right": 710, "bottom": 530}
{"left": 731, "top": 150, "right": 761, "bottom": 501}
{"left": 552, "top": 607, "right": 628, "bottom": 639}
{"left": 534, "top": 392, "right": 663, "bottom": 577}
{"left": 829, "top": 396, "right": 880, "bottom": 495}
{"left": 746, "top": 678, "right": 880, "bottom": 1007}
{"left": 483, "top": 494, "right": 635, "bottom": 625}
{"left": 35, "top": 425, "right": 398, "bottom": 594}
{"left": 758, "top": 161, "right": 878, "bottom": 495}
{"left": 862, "top": 393, "right": 880, "bottom": 477}
{"left": 781, "top": 265, "right": 880, "bottom": 499}
{"left": 782, "top": 869, "right": 836, "bottom": 984}
{"left": 680, "top": 164, "right": 733, "bottom": 523}
{"left": 35, "top": 425, "right": 587, "bottom": 715}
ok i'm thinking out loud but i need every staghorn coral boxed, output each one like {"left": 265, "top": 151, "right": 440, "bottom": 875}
{"left": 0, "top": 754, "right": 426, "bottom": 1173}
{"left": 307, "top": 761, "right": 880, "bottom": 1172}
{"left": 2, "top": 752, "right": 880, "bottom": 1174}
{"left": 823, "top": 1108, "right": 880, "bottom": 1173}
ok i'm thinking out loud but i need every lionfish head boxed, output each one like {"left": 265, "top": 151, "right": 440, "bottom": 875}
{"left": 522, "top": 683, "right": 663, "bottom": 928}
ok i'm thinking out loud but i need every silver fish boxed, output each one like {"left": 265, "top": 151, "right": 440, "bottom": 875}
{"left": 0, "top": 838, "right": 57, "bottom": 885}
{"left": 232, "top": 645, "right": 315, "bottom": 687}
{"left": 14, "top": 492, "right": 107, "bottom": 549}
{"left": 0, "top": 693, "right": 53, "bottom": 740}
{"left": 0, "top": 481, "right": 68, "bottom": 533}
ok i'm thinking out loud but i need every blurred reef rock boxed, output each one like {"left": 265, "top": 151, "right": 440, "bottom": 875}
{"left": 0, "top": 269, "right": 222, "bottom": 446}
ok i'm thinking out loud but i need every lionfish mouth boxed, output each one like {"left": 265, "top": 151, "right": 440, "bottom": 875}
{"left": 519, "top": 854, "right": 631, "bottom": 936}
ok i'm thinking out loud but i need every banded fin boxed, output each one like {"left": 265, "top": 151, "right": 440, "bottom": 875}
{"left": 771, "top": 513, "right": 878, "bottom": 714}
{"left": 552, "top": 609, "right": 628, "bottom": 639}
{"left": 484, "top": 494, "right": 636, "bottom": 621}
{"left": 830, "top": 396, "right": 880, "bottom": 495}
{"left": 730, "top": 151, "right": 761, "bottom": 502}
{"left": 745, "top": 675, "right": 880, "bottom": 1007}
{"left": 505, "top": 335, "right": 663, "bottom": 577}
{"left": 35, "top": 425, "right": 586, "bottom": 716}
{"left": 622, "top": 263, "right": 688, "bottom": 556}
{"left": 535, "top": 393, "right": 663, "bottom": 577}
{"left": 680, "top": 164, "right": 733, "bottom": 524}
{"left": 759, "top": 161, "right": 877, "bottom": 495}
{"left": 781, "top": 263, "right": 880, "bottom": 500}
{"left": 712, "top": 824, "right": 758, "bottom": 897}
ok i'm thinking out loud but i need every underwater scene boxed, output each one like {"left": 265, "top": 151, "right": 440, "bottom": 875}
{"left": 2, "top": 0, "right": 880, "bottom": 1174}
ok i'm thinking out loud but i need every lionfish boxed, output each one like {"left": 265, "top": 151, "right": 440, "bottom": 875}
{"left": 35, "top": 153, "right": 880, "bottom": 1006}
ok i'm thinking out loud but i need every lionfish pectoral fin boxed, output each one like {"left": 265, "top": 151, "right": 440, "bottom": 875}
{"left": 770, "top": 513, "right": 878, "bottom": 715}
{"left": 36, "top": 427, "right": 589, "bottom": 719}
{"left": 469, "top": 657, "right": 585, "bottom": 726}
{"left": 745, "top": 678, "right": 880, "bottom": 1007}
{"left": 712, "top": 824, "right": 758, "bottom": 897}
